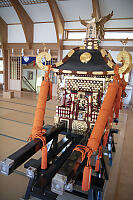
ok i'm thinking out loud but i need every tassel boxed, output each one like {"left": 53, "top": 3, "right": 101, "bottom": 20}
{"left": 41, "top": 145, "right": 47, "bottom": 170}
{"left": 120, "top": 98, "right": 123, "bottom": 110}
{"left": 82, "top": 165, "right": 92, "bottom": 191}
{"left": 103, "top": 129, "right": 109, "bottom": 147}
{"left": 103, "top": 135, "right": 108, "bottom": 147}
{"left": 95, "top": 157, "right": 100, "bottom": 172}
{"left": 114, "top": 87, "right": 122, "bottom": 119}
{"left": 50, "top": 81, "right": 52, "bottom": 99}
{"left": 33, "top": 60, "right": 35, "bottom": 66}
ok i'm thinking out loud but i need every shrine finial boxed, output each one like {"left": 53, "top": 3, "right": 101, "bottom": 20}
{"left": 79, "top": 11, "right": 113, "bottom": 40}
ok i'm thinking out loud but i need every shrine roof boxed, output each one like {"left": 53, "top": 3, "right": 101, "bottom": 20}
{"left": 52, "top": 46, "right": 115, "bottom": 75}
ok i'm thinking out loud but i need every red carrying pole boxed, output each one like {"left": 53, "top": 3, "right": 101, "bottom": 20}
{"left": 87, "top": 80, "right": 119, "bottom": 152}
{"left": 30, "top": 65, "right": 51, "bottom": 169}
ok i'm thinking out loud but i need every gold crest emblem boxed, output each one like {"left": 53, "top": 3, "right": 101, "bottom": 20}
{"left": 80, "top": 52, "right": 92, "bottom": 63}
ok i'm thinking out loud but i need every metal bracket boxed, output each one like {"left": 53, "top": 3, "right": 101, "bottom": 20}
{"left": 0, "top": 158, "right": 14, "bottom": 176}
{"left": 26, "top": 166, "right": 37, "bottom": 179}
{"left": 51, "top": 173, "right": 67, "bottom": 195}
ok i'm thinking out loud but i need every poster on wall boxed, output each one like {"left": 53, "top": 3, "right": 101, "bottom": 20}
{"left": 27, "top": 71, "right": 33, "bottom": 80}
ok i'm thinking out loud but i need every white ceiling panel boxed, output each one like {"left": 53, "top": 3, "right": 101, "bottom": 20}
{"left": 22, "top": 3, "right": 53, "bottom": 22}
{"left": 0, "top": 7, "right": 20, "bottom": 24}
{"left": 99, "top": 0, "right": 133, "bottom": 18}
{"left": 56, "top": 0, "right": 93, "bottom": 21}
{"left": 105, "top": 19, "right": 133, "bottom": 28}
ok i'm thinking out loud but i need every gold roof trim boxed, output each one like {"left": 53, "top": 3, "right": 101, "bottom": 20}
{"left": 67, "top": 49, "right": 75, "bottom": 57}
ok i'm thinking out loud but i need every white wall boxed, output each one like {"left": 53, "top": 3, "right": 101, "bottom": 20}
{"left": 8, "top": 25, "right": 26, "bottom": 43}
{"left": 65, "top": 22, "right": 86, "bottom": 30}
{"left": 9, "top": 79, "right": 21, "bottom": 91}
{"left": 101, "top": 41, "right": 133, "bottom": 47}
{"left": 34, "top": 23, "right": 57, "bottom": 43}
{"left": 63, "top": 40, "right": 84, "bottom": 46}
{"left": 0, "top": 75, "right": 3, "bottom": 84}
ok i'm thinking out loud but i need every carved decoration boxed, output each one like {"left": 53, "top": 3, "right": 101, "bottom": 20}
{"left": 117, "top": 51, "right": 132, "bottom": 74}
{"left": 79, "top": 11, "right": 113, "bottom": 40}
{"left": 80, "top": 52, "right": 92, "bottom": 63}
{"left": 36, "top": 51, "right": 51, "bottom": 70}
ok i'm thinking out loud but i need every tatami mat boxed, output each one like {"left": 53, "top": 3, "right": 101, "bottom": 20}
{"left": 0, "top": 92, "right": 133, "bottom": 200}
{"left": 0, "top": 172, "right": 28, "bottom": 200}
{"left": 0, "top": 135, "right": 26, "bottom": 161}
{"left": 114, "top": 110, "right": 133, "bottom": 200}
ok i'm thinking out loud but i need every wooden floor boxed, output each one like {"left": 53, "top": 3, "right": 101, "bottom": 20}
{"left": 115, "top": 110, "right": 133, "bottom": 200}
{"left": 0, "top": 92, "right": 133, "bottom": 200}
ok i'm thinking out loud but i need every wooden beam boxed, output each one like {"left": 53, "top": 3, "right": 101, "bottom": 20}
{"left": 2, "top": 48, "right": 9, "bottom": 91}
{"left": 2, "top": 43, "right": 58, "bottom": 58}
{"left": 3, "top": 43, "right": 30, "bottom": 50}
{"left": 29, "top": 43, "right": 58, "bottom": 51}
{"left": 47, "top": 0, "right": 64, "bottom": 60}
{"left": 0, "top": 18, "right": 8, "bottom": 91}
{"left": 3, "top": 43, "right": 58, "bottom": 51}
{"left": 10, "top": 0, "right": 33, "bottom": 43}
{"left": 92, "top": 0, "right": 101, "bottom": 19}
{"left": 0, "top": 17, "right": 7, "bottom": 43}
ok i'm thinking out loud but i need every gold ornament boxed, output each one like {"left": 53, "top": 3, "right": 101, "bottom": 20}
{"left": 68, "top": 49, "right": 75, "bottom": 57}
{"left": 56, "top": 60, "right": 63, "bottom": 67}
{"left": 107, "top": 60, "right": 114, "bottom": 68}
{"left": 101, "top": 49, "right": 107, "bottom": 57}
{"left": 79, "top": 46, "right": 85, "bottom": 50}
{"left": 36, "top": 51, "right": 51, "bottom": 70}
{"left": 87, "top": 46, "right": 92, "bottom": 50}
{"left": 94, "top": 45, "right": 98, "bottom": 50}
{"left": 72, "top": 120, "right": 87, "bottom": 134}
{"left": 107, "top": 52, "right": 113, "bottom": 61}
{"left": 117, "top": 51, "right": 132, "bottom": 74}
{"left": 88, "top": 42, "right": 92, "bottom": 45}
{"left": 80, "top": 52, "right": 92, "bottom": 63}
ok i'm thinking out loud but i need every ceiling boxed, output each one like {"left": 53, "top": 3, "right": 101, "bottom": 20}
{"left": 0, "top": 0, "right": 133, "bottom": 22}
{"left": 0, "top": 0, "right": 69, "bottom": 7}
{"left": 0, "top": 0, "right": 133, "bottom": 30}
{"left": 0, "top": 0, "right": 47, "bottom": 7}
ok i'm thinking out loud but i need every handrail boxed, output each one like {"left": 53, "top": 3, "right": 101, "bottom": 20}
{"left": 22, "top": 75, "right": 36, "bottom": 92}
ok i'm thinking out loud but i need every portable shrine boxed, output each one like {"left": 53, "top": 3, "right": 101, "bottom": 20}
{"left": 53, "top": 39, "right": 115, "bottom": 134}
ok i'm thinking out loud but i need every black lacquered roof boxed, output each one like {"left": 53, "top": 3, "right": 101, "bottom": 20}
{"left": 56, "top": 49, "right": 114, "bottom": 72}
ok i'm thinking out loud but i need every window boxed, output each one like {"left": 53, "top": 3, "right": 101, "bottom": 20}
{"left": 0, "top": 49, "right": 3, "bottom": 57}
{"left": 0, "top": 60, "right": 3, "bottom": 71}
{"left": 10, "top": 57, "right": 21, "bottom": 80}
{"left": 104, "top": 32, "right": 133, "bottom": 39}
{"left": 66, "top": 29, "right": 133, "bottom": 40}
{"left": 65, "top": 30, "right": 86, "bottom": 40}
